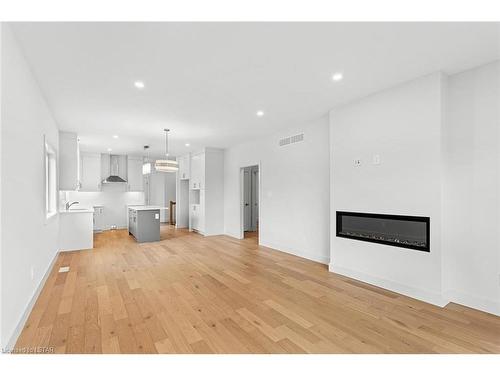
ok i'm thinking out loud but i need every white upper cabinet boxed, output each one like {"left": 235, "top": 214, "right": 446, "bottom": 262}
{"left": 59, "top": 131, "right": 80, "bottom": 191}
{"left": 190, "top": 152, "right": 204, "bottom": 189}
{"left": 177, "top": 154, "right": 190, "bottom": 180}
{"left": 127, "top": 156, "right": 143, "bottom": 191}
{"left": 79, "top": 152, "right": 101, "bottom": 191}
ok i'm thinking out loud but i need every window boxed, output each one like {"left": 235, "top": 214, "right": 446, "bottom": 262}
{"left": 45, "top": 138, "right": 57, "bottom": 219}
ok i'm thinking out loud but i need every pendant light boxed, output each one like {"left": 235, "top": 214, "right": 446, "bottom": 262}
{"left": 142, "top": 145, "right": 152, "bottom": 175}
{"left": 155, "top": 129, "right": 178, "bottom": 173}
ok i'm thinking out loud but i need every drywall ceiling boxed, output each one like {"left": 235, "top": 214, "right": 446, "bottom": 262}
{"left": 9, "top": 22, "right": 500, "bottom": 157}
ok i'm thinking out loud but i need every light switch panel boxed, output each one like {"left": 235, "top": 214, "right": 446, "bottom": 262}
{"left": 373, "top": 154, "right": 381, "bottom": 165}
{"left": 155, "top": 213, "right": 160, "bottom": 220}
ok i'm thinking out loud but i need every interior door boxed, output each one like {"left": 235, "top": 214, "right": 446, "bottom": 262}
{"left": 243, "top": 168, "right": 252, "bottom": 231}
{"left": 251, "top": 167, "right": 259, "bottom": 231}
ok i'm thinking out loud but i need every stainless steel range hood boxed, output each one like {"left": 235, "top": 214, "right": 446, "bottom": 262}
{"left": 102, "top": 154, "right": 127, "bottom": 184}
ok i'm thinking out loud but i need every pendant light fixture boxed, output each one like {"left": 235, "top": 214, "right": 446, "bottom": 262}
{"left": 155, "top": 129, "right": 178, "bottom": 173}
{"left": 142, "top": 145, "right": 152, "bottom": 175}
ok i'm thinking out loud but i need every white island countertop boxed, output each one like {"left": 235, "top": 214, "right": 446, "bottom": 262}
{"left": 128, "top": 205, "right": 169, "bottom": 211}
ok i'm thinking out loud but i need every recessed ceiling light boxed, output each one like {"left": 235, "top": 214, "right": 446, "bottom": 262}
{"left": 256, "top": 110, "right": 265, "bottom": 117}
{"left": 185, "top": 143, "right": 190, "bottom": 147}
{"left": 332, "top": 72, "right": 343, "bottom": 82}
{"left": 112, "top": 135, "right": 119, "bottom": 139}
{"left": 107, "top": 148, "right": 112, "bottom": 152}
{"left": 134, "top": 81, "right": 145, "bottom": 89}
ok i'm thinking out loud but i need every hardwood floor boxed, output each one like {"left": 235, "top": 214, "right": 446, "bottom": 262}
{"left": 14, "top": 226, "right": 500, "bottom": 353}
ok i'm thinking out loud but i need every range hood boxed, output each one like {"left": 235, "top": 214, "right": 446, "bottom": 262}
{"left": 102, "top": 154, "right": 127, "bottom": 184}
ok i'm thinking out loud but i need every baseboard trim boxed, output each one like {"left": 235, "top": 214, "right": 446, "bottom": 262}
{"left": 221, "top": 232, "right": 330, "bottom": 264}
{"left": 224, "top": 232, "right": 243, "bottom": 240}
{"left": 443, "top": 290, "right": 500, "bottom": 317}
{"left": 329, "top": 263, "right": 448, "bottom": 307}
{"left": 5, "top": 251, "right": 59, "bottom": 351}
{"left": 261, "top": 241, "right": 330, "bottom": 265}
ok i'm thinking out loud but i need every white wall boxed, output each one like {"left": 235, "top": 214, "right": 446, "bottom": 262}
{"left": 1, "top": 24, "right": 60, "bottom": 348}
{"left": 64, "top": 185, "right": 145, "bottom": 229}
{"left": 146, "top": 171, "right": 176, "bottom": 223}
{"left": 0, "top": 23, "right": 3, "bottom": 351}
{"left": 443, "top": 61, "right": 500, "bottom": 315}
{"left": 329, "top": 73, "right": 446, "bottom": 306}
{"left": 224, "top": 116, "right": 330, "bottom": 264}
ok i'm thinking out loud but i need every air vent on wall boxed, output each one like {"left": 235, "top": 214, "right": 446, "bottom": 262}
{"left": 279, "top": 133, "right": 304, "bottom": 147}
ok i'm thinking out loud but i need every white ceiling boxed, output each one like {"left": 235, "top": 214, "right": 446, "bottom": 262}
{"left": 10, "top": 22, "right": 500, "bottom": 157}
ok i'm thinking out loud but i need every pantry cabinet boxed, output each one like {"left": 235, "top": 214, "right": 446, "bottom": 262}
{"left": 183, "top": 148, "right": 223, "bottom": 236}
{"left": 79, "top": 152, "right": 101, "bottom": 191}
{"left": 177, "top": 154, "right": 190, "bottom": 180}
{"left": 190, "top": 152, "right": 204, "bottom": 189}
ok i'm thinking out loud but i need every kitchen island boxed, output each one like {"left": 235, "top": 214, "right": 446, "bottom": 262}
{"left": 128, "top": 206, "right": 165, "bottom": 243}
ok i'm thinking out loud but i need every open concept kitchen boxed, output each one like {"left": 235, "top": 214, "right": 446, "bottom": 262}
{"left": 58, "top": 130, "right": 176, "bottom": 251}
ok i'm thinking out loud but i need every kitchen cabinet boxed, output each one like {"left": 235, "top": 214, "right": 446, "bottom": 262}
{"left": 59, "top": 131, "right": 80, "bottom": 190}
{"left": 187, "top": 148, "right": 223, "bottom": 235}
{"left": 93, "top": 206, "right": 104, "bottom": 232}
{"left": 80, "top": 152, "right": 101, "bottom": 191}
{"left": 127, "top": 156, "right": 143, "bottom": 191}
{"left": 190, "top": 152, "right": 204, "bottom": 189}
{"left": 177, "top": 154, "right": 190, "bottom": 180}
{"left": 59, "top": 210, "right": 93, "bottom": 251}
{"left": 191, "top": 204, "right": 199, "bottom": 231}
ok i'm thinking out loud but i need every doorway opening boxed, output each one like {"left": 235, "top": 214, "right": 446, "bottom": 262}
{"left": 240, "top": 165, "right": 259, "bottom": 240}
{"left": 176, "top": 179, "right": 190, "bottom": 228}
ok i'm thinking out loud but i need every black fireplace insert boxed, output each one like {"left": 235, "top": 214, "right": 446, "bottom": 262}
{"left": 336, "top": 211, "right": 430, "bottom": 252}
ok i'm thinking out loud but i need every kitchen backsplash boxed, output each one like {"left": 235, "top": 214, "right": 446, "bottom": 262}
{"left": 60, "top": 184, "right": 145, "bottom": 229}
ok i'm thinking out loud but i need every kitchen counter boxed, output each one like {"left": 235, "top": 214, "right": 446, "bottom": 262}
{"left": 59, "top": 208, "right": 94, "bottom": 214}
{"left": 128, "top": 205, "right": 168, "bottom": 211}
{"left": 59, "top": 208, "right": 94, "bottom": 251}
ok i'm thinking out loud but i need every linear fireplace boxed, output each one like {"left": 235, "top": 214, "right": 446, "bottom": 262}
{"left": 336, "top": 211, "right": 430, "bottom": 252}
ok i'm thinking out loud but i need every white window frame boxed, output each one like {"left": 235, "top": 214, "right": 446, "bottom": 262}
{"left": 45, "top": 136, "right": 58, "bottom": 220}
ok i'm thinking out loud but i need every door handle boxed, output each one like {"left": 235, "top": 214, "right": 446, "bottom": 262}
{"left": 245, "top": 203, "right": 249, "bottom": 206}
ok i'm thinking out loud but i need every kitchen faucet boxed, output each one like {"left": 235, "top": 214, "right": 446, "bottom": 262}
{"left": 65, "top": 201, "right": 79, "bottom": 210}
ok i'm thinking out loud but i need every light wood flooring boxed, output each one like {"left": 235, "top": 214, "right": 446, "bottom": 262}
{"left": 14, "top": 226, "right": 500, "bottom": 353}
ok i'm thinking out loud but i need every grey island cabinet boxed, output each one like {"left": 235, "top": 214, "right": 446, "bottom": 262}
{"left": 128, "top": 206, "right": 161, "bottom": 243}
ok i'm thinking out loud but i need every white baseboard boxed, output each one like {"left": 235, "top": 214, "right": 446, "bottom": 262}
{"left": 224, "top": 232, "right": 243, "bottom": 240}
{"left": 261, "top": 241, "right": 330, "bottom": 265}
{"left": 222, "top": 232, "right": 330, "bottom": 264}
{"left": 443, "top": 290, "right": 500, "bottom": 317}
{"left": 329, "top": 263, "right": 448, "bottom": 307}
{"left": 5, "top": 251, "right": 59, "bottom": 351}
